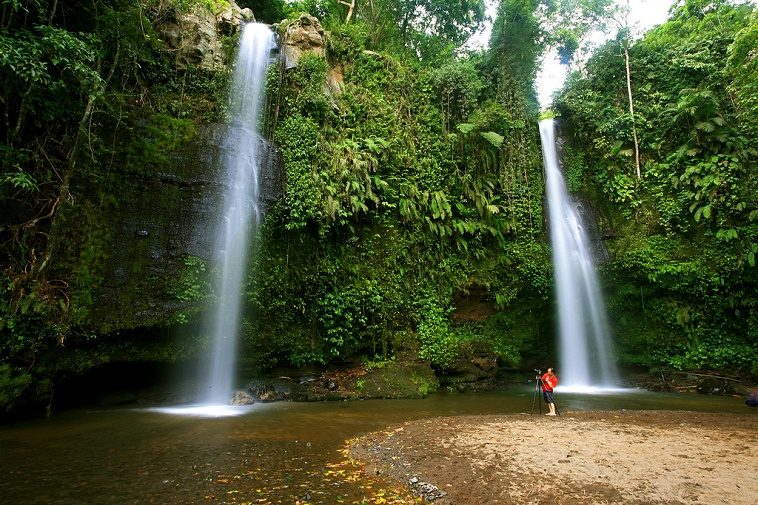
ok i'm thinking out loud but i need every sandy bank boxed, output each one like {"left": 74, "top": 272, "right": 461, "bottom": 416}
{"left": 350, "top": 410, "right": 758, "bottom": 504}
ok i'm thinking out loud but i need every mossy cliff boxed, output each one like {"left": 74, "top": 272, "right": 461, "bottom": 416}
{"left": 0, "top": 0, "right": 268, "bottom": 414}
{"left": 2, "top": 2, "right": 548, "bottom": 416}
{"left": 2, "top": 1, "right": 755, "bottom": 417}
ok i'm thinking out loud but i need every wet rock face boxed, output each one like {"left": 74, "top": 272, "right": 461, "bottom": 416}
{"left": 280, "top": 14, "right": 325, "bottom": 68}
{"left": 436, "top": 351, "right": 499, "bottom": 392}
{"left": 155, "top": 0, "right": 255, "bottom": 70}
{"left": 553, "top": 120, "right": 611, "bottom": 264}
{"left": 92, "top": 125, "right": 282, "bottom": 330}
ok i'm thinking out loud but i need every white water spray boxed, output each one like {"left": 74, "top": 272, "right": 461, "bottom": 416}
{"left": 203, "top": 24, "right": 275, "bottom": 405}
{"left": 540, "top": 119, "right": 619, "bottom": 390}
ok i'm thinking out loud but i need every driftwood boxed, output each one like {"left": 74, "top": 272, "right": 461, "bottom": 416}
{"left": 673, "top": 386, "right": 698, "bottom": 393}
{"left": 672, "top": 371, "right": 744, "bottom": 383}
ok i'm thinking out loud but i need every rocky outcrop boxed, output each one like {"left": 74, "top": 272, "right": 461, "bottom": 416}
{"left": 451, "top": 285, "right": 496, "bottom": 323}
{"left": 155, "top": 0, "right": 255, "bottom": 70}
{"left": 279, "top": 14, "right": 325, "bottom": 69}
{"left": 326, "top": 66, "right": 345, "bottom": 97}
{"left": 437, "top": 351, "right": 499, "bottom": 392}
{"left": 246, "top": 378, "right": 297, "bottom": 401}
{"left": 278, "top": 13, "right": 344, "bottom": 108}
{"left": 240, "top": 361, "right": 439, "bottom": 402}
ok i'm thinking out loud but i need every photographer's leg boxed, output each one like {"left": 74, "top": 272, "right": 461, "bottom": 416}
{"left": 544, "top": 391, "right": 556, "bottom": 416}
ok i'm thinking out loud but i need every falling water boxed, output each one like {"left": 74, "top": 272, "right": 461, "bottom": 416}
{"left": 203, "top": 24, "right": 275, "bottom": 405}
{"left": 539, "top": 119, "right": 619, "bottom": 390}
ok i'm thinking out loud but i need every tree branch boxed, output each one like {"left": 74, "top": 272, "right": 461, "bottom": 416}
{"left": 337, "top": 0, "right": 355, "bottom": 24}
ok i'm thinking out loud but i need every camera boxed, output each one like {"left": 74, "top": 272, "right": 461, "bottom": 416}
{"left": 534, "top": 368, "right": 541, "bottom": 374}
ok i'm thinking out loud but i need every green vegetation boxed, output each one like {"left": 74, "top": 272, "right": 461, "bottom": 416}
{"left": 555, "top": 0, "right": 758, "bottom": 376}
{"left": 0, "top": 0, "right": 756, "bottom": 415}
{"left": 245, "top": 0, "right": 554, "bottom": 371}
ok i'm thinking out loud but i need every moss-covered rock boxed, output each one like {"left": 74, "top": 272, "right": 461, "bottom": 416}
{"left": 243, "top": 360, "right": 439, "bottom": 402}
{"left": 154, "top": 0, "right": 254, "bottom": 71}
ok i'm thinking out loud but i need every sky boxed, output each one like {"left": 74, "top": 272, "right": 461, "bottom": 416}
{"left": 466, "top": 0, "right": 677, "bottom": 108}
{"left": 536, "top": 0, "right": 676, "bottom": 108}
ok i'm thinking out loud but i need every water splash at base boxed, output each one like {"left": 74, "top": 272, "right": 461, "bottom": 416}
{"left": 147, "top": 404, "right": 258, "bottom": 418}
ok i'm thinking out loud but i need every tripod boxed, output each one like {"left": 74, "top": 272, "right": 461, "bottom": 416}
{"left": 531, "top": 374, "right": 561, "bottom": 416}
{"left": 530, "top": 375, "right": 543, "bottom": 415}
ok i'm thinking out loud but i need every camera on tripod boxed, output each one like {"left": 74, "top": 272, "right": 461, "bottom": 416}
{"left": 534, "top": 368, "right": 542, "bottom": 378}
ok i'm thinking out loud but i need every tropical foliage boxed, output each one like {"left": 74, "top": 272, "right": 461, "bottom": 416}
{"left": 555, "top": 0, "right": 758, "bottom": 376}
{"left": 1, "top": 0, "right": 756, "bottom": 415}
{"left": 248, "top": 0, "right": 550, "bottom": 369}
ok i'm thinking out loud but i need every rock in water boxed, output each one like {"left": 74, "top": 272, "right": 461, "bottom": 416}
{"left": 230, "top": 390, "right": 255, "bottom": 405}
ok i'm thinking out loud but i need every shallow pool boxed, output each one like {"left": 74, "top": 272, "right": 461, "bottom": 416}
{"left": 0, "top": 387, "right": 749, "bottom": 504}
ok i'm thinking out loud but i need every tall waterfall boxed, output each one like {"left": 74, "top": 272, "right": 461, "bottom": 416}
{"left": 539, "top": 119, "right": 619, "bottom": 390}
{"left": 204, "top": 24, "right": 275, "bottom": 404}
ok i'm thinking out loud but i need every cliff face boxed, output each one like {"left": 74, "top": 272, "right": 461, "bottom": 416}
{"left": 87, "top": 125, "right": 220, "bottom": 331}
{"left": 86, "top": 125, "right": 282, "bottom": 333}
{"left": 155, "top": 0, "right": 255, "bottom": 70}
{"left": 74, "top": 2, "right": 285, "bottom": 333}
{"left": 78, "top": 10, "right": 340, "bottom": 334}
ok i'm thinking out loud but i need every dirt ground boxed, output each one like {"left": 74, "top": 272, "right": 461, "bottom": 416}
{"left": 349, "top": 410, "right": 758, "bottom": 504}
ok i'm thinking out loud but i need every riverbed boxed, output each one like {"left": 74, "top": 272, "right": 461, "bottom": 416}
{"left": 0, "top": 388, "right": 752, "bottom": 504}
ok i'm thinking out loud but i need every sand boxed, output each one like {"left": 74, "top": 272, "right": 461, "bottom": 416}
{"left": 349, "top": 410, "right": 758, "bottom": 504}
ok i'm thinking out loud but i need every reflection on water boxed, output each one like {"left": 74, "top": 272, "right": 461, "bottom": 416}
{"left": 557, "top": 386, "right": 630, "bottom": 394}
{"left": 147, "top": 404, "right": 259, "bottom": 418}
{"left": 0, "top": 387, "right": 750, "bottom": 504}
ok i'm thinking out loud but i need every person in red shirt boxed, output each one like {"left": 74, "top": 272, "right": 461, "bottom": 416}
{"left": 540, "top": 368, "right": 559, "bottom": 416}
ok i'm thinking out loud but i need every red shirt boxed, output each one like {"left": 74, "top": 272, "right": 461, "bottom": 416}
{"left": 541, "top": 372, "right": 558, "bottom": 392}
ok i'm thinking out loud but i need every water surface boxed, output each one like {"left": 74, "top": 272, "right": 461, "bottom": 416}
{"left": 0, "top": 388, "right": 748, "bottom": 504}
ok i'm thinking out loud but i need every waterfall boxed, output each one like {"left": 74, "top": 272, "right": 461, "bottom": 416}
{"left": 539, "top": 119, "right": 619, "bottom": 390}
{"left": 203, "top": 24, "right": 275, "bottom": 405}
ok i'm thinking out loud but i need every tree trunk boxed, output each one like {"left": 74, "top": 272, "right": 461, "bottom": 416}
{"left": 624, "top": 43, "right": 641, "bottom": 179}
{"left": 338, "top": 0, "right": 355, "bottom": 24}
{"left": 47, "top": 0, "right": 58, "bottom": 24}
{"left": 32, "top": 42, "right": 120, "bottom": 279}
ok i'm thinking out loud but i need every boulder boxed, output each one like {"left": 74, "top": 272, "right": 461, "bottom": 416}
{"left": 246, "top": 378, "right": 294, "bottom": 401}
{"left": 155, "top": 0, "right": 257, "bottom": 71}
{"left": 697, "top": 377, "right": 736, "bottom": 395}
{"left": 218, "top": 5, "right": 254, "bottom": 35}
{"left": 280, "top": 14, "right": 325, "bottom": 69}
{"left": 230, "top": 390, "right": 255, "bottom": 405}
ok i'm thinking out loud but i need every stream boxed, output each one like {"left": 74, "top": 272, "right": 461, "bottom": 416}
{"left": 0, "top": 387, "right": 748, "bottom": 504}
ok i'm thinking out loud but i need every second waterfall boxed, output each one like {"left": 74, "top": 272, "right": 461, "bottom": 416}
{"left": 203, "top": 24, "right": 276, "bottom": 405}
{"left": 539, "top": 119, "right": 619, "bottom": 390}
